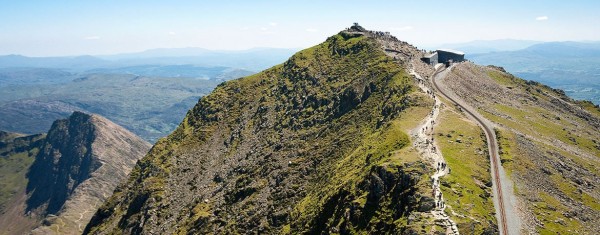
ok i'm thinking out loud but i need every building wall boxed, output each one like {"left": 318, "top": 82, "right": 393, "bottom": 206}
{"left": 437, "top": 51, "right": 464, "bottom": 64}
{"left": 421, "top": 52, "right": 438, "bottom": 65}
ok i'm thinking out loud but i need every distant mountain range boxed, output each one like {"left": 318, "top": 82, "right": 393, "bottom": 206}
{"left": 0, "top": 47, "right": 298, "bottom": 142}
{"left": 425, "top": 39, "right": 600, "bottom": 104}
{"left": 436, "top": 39, "right": 542, "bottom": 54}
{"left": 0, "top": 71, "right": 233, "bottom": 142}
{"left": 0, "top": 47, "right": 297, "bottom": 72}
{"left": 467, "top": 41, "right": 600, "bottom": 104}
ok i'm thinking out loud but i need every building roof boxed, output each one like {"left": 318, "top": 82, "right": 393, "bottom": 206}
{"left": 437, "top": 49, "right": 465, "bottom": 55}
{"left": 423, "top": 52, "right": 438, "bottom": 58}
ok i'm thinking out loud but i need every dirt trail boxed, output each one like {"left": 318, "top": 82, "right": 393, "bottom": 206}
{"left": 431, "top": 64, "right": 521, "bottom": 235}
{"left": 410, "top": 69, "right": 459, "bottom": 235}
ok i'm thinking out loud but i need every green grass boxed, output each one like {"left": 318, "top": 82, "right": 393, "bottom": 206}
{"left": 0, "top": 133, "right": 43, "bottom": 213}
{"left": 467, "top": 66, "right": 600, "bottom": 233}
{"left": 483, "top": 103, "right": 600, "bottom": 158}
{"left": 533, "top": 192, "right": 582, "bottom": 235}
{"left": 435, "top": 105, "right": 497, "bottom": 233}
{"left": 0, "top": 151, "right": 36, "bottom": 210}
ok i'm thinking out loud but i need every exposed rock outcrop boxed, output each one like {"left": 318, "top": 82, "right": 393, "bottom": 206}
{"left": 0, "top": 112, "right": 150, "bottom": 235}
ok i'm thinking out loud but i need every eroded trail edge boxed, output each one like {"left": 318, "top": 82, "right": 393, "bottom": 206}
{"left": 410, "top": 69, "right": 459, "bottom": 235}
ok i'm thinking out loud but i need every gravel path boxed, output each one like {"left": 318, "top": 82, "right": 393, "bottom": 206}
{"left": 432, "top": 64, "right": 521, "bottom": 235}
{"left": 410, "top": 69, "right": 459, "bottom": 235}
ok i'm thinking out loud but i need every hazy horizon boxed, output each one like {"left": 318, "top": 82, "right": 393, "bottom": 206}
{"left": 2, "top": 0, "right": 599, "bottom": 56}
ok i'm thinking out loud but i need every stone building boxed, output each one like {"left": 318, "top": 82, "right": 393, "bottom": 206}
{"left": 421, "top": 52, "right": 438, "bottom": 65}
{"left": 421, "top": 49, "right": 465, "bottom": 66}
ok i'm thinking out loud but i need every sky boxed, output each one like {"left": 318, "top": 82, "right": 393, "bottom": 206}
{"left": 0, "top": 0, "right": 599, "bottom": 56}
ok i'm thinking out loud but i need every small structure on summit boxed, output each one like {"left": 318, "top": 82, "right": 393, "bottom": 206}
{"left": 421, "top": 49, "right": 465, "bottom": 66}
{"left": 350, "top": 22, "right": 366, "bottom": 32}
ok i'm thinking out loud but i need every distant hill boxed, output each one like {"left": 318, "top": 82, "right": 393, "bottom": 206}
{"left": 98, "top": 47, "right": 298, "bottom": 71}
{"left": 0, "top": 112, "right": 150, "bottom": 235}
{"left": 0, "top": 55, "right": 110, "bottom": 70}
{"left": 86, "top": 65, "right": 253, "bottom": 80}
{"left": 0, "top": 47, "right": 293, "bottom": 142}
{"left": 437, "top": 39, "right": 541, "bottom": 54}
{"left": 0, "top": 47, "right": 297, "bottom": 72}
{"left": 0, "top": 72, "right": 225, "bottom": 142}
{"left": 468, "top": 41, "right": 600, "bottom": 104}
{"left": 0, "top": 68, "right": 76, "bottom": 86}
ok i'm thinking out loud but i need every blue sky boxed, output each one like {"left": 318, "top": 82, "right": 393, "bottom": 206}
{"left": 1, "top": 0, "right": 599, "bottom": 56}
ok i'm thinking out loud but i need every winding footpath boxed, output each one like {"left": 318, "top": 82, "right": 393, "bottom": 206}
{"left": 430, "top": 65, "right": 520, "bottom": 235}
{"left": 410, "top": 70, "right": 459, "bottom": 235}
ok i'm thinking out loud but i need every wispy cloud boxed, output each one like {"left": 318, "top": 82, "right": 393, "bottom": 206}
{"left": 389, "top": 26, "right": 413, "bottom": 31}
{"left": 269, "top": 22, "right": 278, "bottom": 26}
{"left": 260, "top": 27, "right": 268, "bottom": 31}
{"left": 84, "top": 36, "right": 100, "bottom": 40}
{"left": 306, "top": 28, "right": 318, "bottom": 32}
{"left": 536, "top": 16, "right": 549, "bottom": 21}
{"left": 168, "top": 31, "right": 176, "bottom": 35}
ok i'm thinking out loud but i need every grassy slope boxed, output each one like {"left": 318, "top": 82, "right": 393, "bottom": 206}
{"left": 449, "top": 64, "right": 600, "bottom": 234}
{"left": 86, "top": 32, "right": 445, "bottom": 234}
{"left": 435, "top": 100, "right": 497, "bottom": 234}
{"left": 0, "top": 132, "right": 45, "bottom": 235}
{"left": 0, "top": 133, "right": 44, "bottom": 212}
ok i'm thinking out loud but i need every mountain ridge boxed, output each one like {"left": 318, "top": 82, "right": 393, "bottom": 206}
{"left": 0, "top": 111, "right": 151, "bottom": 235}
{"left": 468, "top": 41, "right": 600, "bottom": 104}
{"left": 81, "top": 26, "right": 600, "bottom": 234}
{"left": 84, "top": 25, "right": 453, "bottom": 234}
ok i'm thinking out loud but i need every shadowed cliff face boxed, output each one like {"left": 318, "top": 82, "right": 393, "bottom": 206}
{"left": 26, "top": 112, "right": 99, "bottom": 215}
{"left": 0, "top": 111, "right": 152, "bottom": 235}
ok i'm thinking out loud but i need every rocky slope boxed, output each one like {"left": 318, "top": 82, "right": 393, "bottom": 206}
{"left": 0, "top": 112, "right": 150, "bottom": 234}
{"left": 439, "top": 62, "right": 600, "bottom": 234}
{"left": 84, "top": 26, "right": 468, "bottom": 234}
{"left": 84, "top": 25, "right": 600, "bottom": 234}
{"left": 0, "top": 131, "right": 45, "bottom": 235}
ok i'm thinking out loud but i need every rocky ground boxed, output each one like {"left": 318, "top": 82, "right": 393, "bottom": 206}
{"left": 441, "top": 62, "right": 600, "bottom": 234}
{"left": 410, "top": 70, "right": 459, "bottom": 234}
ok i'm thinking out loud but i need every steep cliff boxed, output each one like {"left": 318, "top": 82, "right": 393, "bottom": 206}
{"left": 0, "top": 112, "right": 151, "bottom": 234}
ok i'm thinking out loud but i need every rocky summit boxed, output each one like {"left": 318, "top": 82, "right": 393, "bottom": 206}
{"left": 0, "top": 111, "right": 150, "bottom": 235}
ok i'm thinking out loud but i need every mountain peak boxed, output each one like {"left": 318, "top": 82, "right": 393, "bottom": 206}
{"left": 84, "top": 25, "right": 436, "bottom": 234}
{"left": 0, "top": 111, "right": 152, "bottom": 234}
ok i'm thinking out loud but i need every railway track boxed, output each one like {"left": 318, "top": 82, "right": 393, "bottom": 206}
{"left": 430, "top": 65, "right": 510, "bottom": 235}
